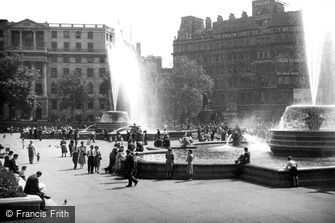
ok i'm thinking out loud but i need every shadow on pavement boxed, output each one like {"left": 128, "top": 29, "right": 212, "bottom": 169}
{"left": 74, "top": 173, "right": 90, "bottom": 176}
{"left": 107, "top": 186, "right": 128, "bottom": 190}
{"left": 59, "top": 168, "right": 76, "bottom": 171}
{"left": 174, "top": 180, "right": 192, "bottom": 183}
{"left": 100, "top": 181, "right": 127, "bottom": 185}
{"left": 306, "top": 185, "right": 335, "bottom": 195}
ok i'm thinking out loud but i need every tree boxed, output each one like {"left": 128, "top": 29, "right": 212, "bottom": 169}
{"left": 161, "top": 56, "right": 214, "bottom": 122}
{"left": 0, "top": 53, "right": 38, "bottom": 120}
{"left": 57, "top": 72, "right": 86, "bottom": 122}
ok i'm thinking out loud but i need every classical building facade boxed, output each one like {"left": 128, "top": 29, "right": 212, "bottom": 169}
{"left": 173, "top": 0, "right": 309, "bottom": 121}
{"left": 0, "top": 19, "right": 114, "bottom": 122}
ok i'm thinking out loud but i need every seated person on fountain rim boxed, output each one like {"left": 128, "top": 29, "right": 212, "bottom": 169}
{"left": 235, "top": 147, "right": 250, "bottom": 165}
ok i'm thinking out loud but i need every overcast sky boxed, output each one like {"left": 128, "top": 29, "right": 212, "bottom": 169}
{"left": 2, "top": 0, "right": 307, "bottom": 67}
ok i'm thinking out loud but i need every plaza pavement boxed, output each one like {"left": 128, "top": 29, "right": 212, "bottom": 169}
{"left": 1, "top": 133, "right": 335, "bottom": 223}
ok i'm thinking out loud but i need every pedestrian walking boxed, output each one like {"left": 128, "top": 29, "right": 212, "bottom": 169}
{"left": 78, "top": 141, "right": 87, "bottom": 169}
{"left": 87, "top": 145, "right": 95, "bottom": 174}
{"left": 60, "top": 137, "right": 67, "bottom": 157}
{"left": 186, "top": 149, "right": 194, "bottom": 180}
{"left": 165, "top": 147, "right": 174, "bottom": 179}
{"left": 27, "top": 141, "right": 36, "bottom": 164}
{"left": 94, "top": 146, "right": 102, "bottom": 174}
{"left": 72, "top": 142, "right": 79, "bottom": 169}
{"left": 125, "top": 150, "right": 138, "bottom": 187}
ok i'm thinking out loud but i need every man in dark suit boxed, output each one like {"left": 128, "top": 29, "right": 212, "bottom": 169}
{"left": 125, "top": 150, "right": 138, "bottom": 187}
{"left": 24, "top": 171, "right": 50, "bottom": 209}
{"left": 8, "top": 154, "right": 20, "bottom": 174}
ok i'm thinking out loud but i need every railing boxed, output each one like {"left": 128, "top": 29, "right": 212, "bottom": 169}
{"left": 48, "top": 48, "right": 106, "bottom": 53}
{"left": 47, "top": 23, "right": 113, "bottom": 32}
{"left": 5, "top": 46, "right": 47, "bottom": 52}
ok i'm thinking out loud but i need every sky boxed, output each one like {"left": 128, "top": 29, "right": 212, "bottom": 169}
{"left": 2, "top": 0, "right": 307, "bottom": 67}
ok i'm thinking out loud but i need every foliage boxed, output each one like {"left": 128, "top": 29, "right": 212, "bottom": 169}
{"left": 0, "top": 53, "right": 38, "bottom": 119}
{"left": 57, "top": 72, "right": 87, "bottom": 121}
{"left": 0, "top": 168, "right": 26, "bottom": 198}
{"left": 161, "top": 56, "right": 214, "bottom": 121}
{"left": 99, "top": 75, "right": 110, "bottom": 96}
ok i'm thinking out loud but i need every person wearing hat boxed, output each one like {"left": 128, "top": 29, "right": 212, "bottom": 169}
{"left": 125, "top": 149, "right": 138, "bottom": 187}
{"left": 285, "top": 156, "right": 299, "bottom": 187}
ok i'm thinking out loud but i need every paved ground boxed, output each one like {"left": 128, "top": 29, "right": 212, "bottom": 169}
{"left": 1, "top": 133, "right": 335, "bottom": 223}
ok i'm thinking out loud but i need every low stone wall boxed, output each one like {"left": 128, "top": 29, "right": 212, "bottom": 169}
{"left": 0, "top": 195, "right": 42, "bottom": 221}
{"left": 136, "top": 161, "right": 237, "bottom": 180}
{"left": 132, "top": 161, "right": 335, "bottom": 187}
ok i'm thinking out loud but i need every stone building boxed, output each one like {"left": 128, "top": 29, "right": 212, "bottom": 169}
{"left": 173, "top": 0, "right": 309, "bottom": 122}
{"left": 140, "top": 56, "right": 171, "bottom": 126}
{"left": 0, "top": 19, "right": 114, "bottom": 122}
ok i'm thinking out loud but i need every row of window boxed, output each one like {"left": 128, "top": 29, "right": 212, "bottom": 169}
{"left": 50, "top": 82, "right": 96, "bottom": 95}
{"left": 49, "top": 55, "right": 105, "bottom": 63}
{"left": 50, "top": 99, "right": 107, "bottom": 110}
{"left": 50, "top": 67, "right": 106, "bottom": 77}
{"left": 175, "top": 33, "right": 295, "bottom": 52}
{"left": 51, "top": 42, "right": 94, "bottom": 51}
{"left": 51, "top": 31, "right": 94, "bottom": 39}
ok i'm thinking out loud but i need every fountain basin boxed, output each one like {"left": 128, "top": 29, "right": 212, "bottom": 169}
{"left": 270, "top": 105, "right": 335, "bottom": 157}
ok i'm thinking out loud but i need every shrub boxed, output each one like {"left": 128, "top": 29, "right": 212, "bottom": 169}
{"left": 0, "top": 168, "right": 26, "bottom": 198}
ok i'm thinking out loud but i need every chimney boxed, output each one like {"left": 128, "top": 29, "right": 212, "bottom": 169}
{"left": 242, "top": 11, "right": 248, "bottom": 19}
{"left": 217, "top": 15, "right": 223, "bottom": 23}
{"left": 229, "top": 13, "right": 235, "bottom": 20}
{"left": 205, "top": 17, "right": 212, "bottom": 29}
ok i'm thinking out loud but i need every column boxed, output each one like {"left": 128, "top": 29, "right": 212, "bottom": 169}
{"left": 19, "top": 31, "right": 22, "bottom": 50}
{"left": 43, "top": 63, "right": 49, "bottom": 120}
{"left": 33, "top": 31, "right": 36, "bottom": 50}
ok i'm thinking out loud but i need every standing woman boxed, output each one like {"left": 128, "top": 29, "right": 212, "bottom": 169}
{"left": 68, "top": 138, "right": 74, "bottom": 157}
{"left": 94, "top": 146, "right": 102, "bottom": 174}
{"left": 60, "top": 137, "right": 68, "bottom": 157}
{"left": 165, "top": 147, "right": 174, "bottom": 179}
{"left": 72, "top": 141, "right": 79, "bottom": 169}
{"left": 185, "top": 149, "right": 194, "bottom": 180}
{"left": 78, "top": 141, "right": 87, "bottom": 169}
{"left": 113, "top": 147, "right": 124, "bottom": 175}
{"left": 27, "top": 141, "right": 36, "bottom": 164}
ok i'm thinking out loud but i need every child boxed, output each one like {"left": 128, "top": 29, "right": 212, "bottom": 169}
{"left": 36, "top": 153, "right": 40, "bottom": 162}
{"left": 19, "top": 166, "right": 27, "bottom": 181}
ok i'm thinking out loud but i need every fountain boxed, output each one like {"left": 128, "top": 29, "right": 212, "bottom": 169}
{"left": 269, "top": 2, "right": 335, "bottom": 157}
{"left": 269, "top": 105, "right": 335, "bottom": 157}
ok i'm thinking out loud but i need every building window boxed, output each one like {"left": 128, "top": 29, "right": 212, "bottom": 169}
{"left": 51, "top": 31, "right": 57, "bottom": 38}
{"left": 63, "top": 31, "right": 69, "bottom": 39}
{"left": 50, "top": 56, "right": 57, "bottom": 63}
{"left": 11, "top": 31, "right": 20, "bottom": 47}
{"left": 87, "top": 101, "right": 94, "bottom": 110}
{"left": 63, "top": 56, "right": 69, "bottom": 63}
{"left": 51, "top": 68, "right": 57, "bottom": 77}
{"left": 75, "top": 68, "right": 81, "bottom": 75}
{"left": 35, "top": 83, "right": 43, "bottom": 95}
{"left": 87, "top": 68, "right": 94, "bottom": 77}
{"left": 87, "top": 82, "right": 93, "bottom": 94}
{"left": 88, "top": 42, "right": 93, "bottom": 51}
{"left": 75, "top": 102, "right": 82, "bottom": 110}
{"left": 75, "top": 31, "right": 81, "bottom": 39}
{"left": 75, "top": 56, "right": 81, "bottom": 63}
{"left": 99, "top": 68, "right": 105, "bottom": 77}
{"left": 99, "top": 56, "right": 105, "bottom": 63}
{"left": 51, "top": 82, "right": 57, "bottom": 94}
{"left": 51, "top": 42, "right": 57, "bottom": 51}
{"left": 51, "top": 99, "right": 57, "bottom": 110}
{"left": 64, "top": 42, "right": 69, "bottom": 51}
{"left": 75, "top": 42, "right": 81, "bottom": 51}
{"left": 87, "top": 57, "right": 94, "bottom": 63}
{"left": 88, "top": 31, "right": 93, "bottom": 39}
{"left": 63, "top": 68, "right": 69, "bottom": 76}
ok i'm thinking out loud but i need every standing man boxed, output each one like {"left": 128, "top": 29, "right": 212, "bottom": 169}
{"left": 87, "top": 145, "right": 95, "bottom": 174}
{"left": 72, "top": 141, "right": 79, "bottom": 170}
{"left": 24, "top": 171, "right": 50, "bottom": 210}
{"left": 27, "top": 141, "right": 36, "bottom": 164}
{"left": 60, "top": 137, "right": 67, "bottom": 157}
{"left": 125, "top": 150, "right": 138, "bottom": 187}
